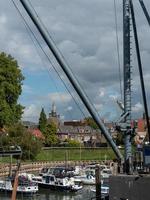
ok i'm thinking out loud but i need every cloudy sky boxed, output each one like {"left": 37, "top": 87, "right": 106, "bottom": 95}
{"left": 1, "top": 0, "right": 150, "bottom": 122}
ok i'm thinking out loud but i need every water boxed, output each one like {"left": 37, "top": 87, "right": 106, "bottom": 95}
{"left": 0, "top": 186, "right": 95, "bottom": 200}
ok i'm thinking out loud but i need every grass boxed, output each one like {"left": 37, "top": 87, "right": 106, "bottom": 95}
{"left": 36, "top": 147, "right": 117, "bottom": 161}
{"left": 0, "top": 147, "right": 124, "bottom": 163}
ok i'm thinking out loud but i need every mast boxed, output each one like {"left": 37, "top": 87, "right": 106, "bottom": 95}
{"left": 123, "top": 0, "right": 132, "bottom": 173}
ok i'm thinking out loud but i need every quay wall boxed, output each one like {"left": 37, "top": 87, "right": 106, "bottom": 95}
{"left": 0, "top": 160, "right": 111, "bottom": 177}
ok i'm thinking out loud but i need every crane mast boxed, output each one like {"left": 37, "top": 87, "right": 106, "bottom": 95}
{"left": 123, "top": 0, "right": 132, "bottom": 173}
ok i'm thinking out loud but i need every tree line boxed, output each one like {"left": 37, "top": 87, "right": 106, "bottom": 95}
{"left": 0, "top": 52, "right": 57, "bottom": 160}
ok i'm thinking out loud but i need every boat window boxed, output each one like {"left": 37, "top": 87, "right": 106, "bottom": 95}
{"left": 41, "top": 168, "right": 48, "bottom": 173}
{"left": 101, "top": 187, "right": 109, "bottom": 193}
{"left": 50, "top": 176, "right": 55, "bottom": 181}
{"left": 102, "top": 170, "right": 111, "bottom": 174}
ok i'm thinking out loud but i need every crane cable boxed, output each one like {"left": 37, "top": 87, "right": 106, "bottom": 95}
{"left": 11, "top": 0, "right": 87, "bottom": 120}
{"left": 113, "top": 0, "right": 123, "bottom": 101}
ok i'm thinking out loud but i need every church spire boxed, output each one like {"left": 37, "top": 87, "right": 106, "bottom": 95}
{"left": 52, "top": 102, "right": 56, "bottom": 113}
{"left": 49, "top": 102, "right": 57, "bottom": 117}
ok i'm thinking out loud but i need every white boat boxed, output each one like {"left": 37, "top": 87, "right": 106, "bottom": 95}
{"left": 39, "top": 166, "right": 78, "bottom": 177}
{"left": 32, "top": 174, "right": 82, "bottom": 192}
{"left": 101, "top": 168, "right": 112, "bottom": 178}
{"left": 0, "top": 176, "right": 38, "bottom": 194}
{"left": 74, "top": 168, "right": 96, "bottom": 185}
{"left": 91, "top": 185, "right": 109, "bottom": 199}
{"left": 74, "top": 174, "right": 95, "bottom": 185}
{"left": 91, "top": 185, "right": 109, "bottom": 193}
{"left": 74, "top": 166, "right": 112, "bottom": 185}
{"left": 39, "top": 167, "right": 55, "bottom": 176}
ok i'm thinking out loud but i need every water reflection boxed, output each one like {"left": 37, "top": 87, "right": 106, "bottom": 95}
{"left": 0, "top": 186, "right": 94, "bottom": 200}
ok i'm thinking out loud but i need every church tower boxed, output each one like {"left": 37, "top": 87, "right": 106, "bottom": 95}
{"left": 47, "top": 102, "right": 60, "bottom": 127}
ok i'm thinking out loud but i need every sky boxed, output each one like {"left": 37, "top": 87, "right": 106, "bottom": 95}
{"left": 0, "top": 0, "right": 150, "bottom": 122}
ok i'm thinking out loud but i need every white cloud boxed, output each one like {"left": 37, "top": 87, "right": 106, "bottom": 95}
{"left": 22, "top": 104, "right": 41, "bottom": 121}
{"left": 48, "top": 92, "right": 72, "bottom": 103}
{"left": 22, "top": 85, "right": 33, "bottom": 94}
{"left": 132, "top": 102, "right": 143, "bottom": 113}
{"left": 66, "top": 106, "right": 73, "bottom": 111}
{"left": 99, "top": 88, "right": 105, "bottom": 97}
{"left": 109, "top": 94, "right": 119, "bottom": 101}
{"left": 94, "top": 103, "right": 103, "bottom": 111}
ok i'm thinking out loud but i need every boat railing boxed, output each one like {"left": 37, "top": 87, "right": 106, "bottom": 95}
{"left": 0, "top": 145, "right": 22, "bottom": 156}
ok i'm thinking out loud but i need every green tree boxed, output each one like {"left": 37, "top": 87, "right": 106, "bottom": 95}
{"left": 20, "top": 131, "right": 42, "bottom": 160}
{"left": 0, "top": 52, "right": 24, "bottom": 128}
{"left": 7, "top": 123, "right": 42, "bottom": 160}
{"left": 44, "top": 122, "right": 58, "bottom": 146}
{"left": 38, "top": 108, "right": 47, "bottom": 133}
{"left": 84, "top": 117, "right": 98, "bottom": 129}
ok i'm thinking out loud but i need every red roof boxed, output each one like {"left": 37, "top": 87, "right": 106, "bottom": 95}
{"left": 137, "top": 119, "right": 145, "bottom": 132}
{"left": 28, "top": 128, "right": 45, "bottom": 140}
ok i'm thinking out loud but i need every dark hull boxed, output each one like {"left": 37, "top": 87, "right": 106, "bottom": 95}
{"left": 38, "top": 182, "right": 72, "bottom": 191}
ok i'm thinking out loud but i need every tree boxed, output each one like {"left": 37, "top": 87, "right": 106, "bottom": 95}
{"left": 0, "top": 52, "right": 24, "bottom": 128}
{"left": 38, "top": 108, "right": 47, "bottom": 133}
{"left": 44, "top": 122, "right": 58, "bottom": 146}
{"left": 7, "top": 123, "right": 42, "bottom": 160}
{"left": 84, "top": 117, "right": 98, "bottom": 129}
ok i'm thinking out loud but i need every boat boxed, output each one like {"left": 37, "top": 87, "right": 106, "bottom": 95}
{"left": 32, "top": 174, "right": 82, "bottom": 192}
{"left": 0, "top": 174, "right": 38, "bottom": 195}
{"left": 101, "top": 168, "right": 112, "bottom": 178}
{"left": 74, "top": 166, "right": 112, "bottom": 185}
{"left": 90, "top": 185, "right": 109, "bottom": 199}
{"left": 74, "top": 169, "right": 95, "bottom": 185}
{"left": 74, "top": 174, "right": 95, "bottom": 185}
{"left": 39, "top": 166, "right": 78, "bottom": 177}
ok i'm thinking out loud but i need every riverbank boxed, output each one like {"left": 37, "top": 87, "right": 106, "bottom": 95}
{"left": 0, "top": 160, "right": 112, "bottom": 177}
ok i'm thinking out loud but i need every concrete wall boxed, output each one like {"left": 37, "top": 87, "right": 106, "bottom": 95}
{"left": 109, "top": 175, "right": 150, "bottom": 200}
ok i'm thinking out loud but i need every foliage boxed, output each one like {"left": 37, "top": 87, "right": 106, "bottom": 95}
{"left": 20, "top": 131, "right": 42, "bottom": 160}
{"left": 84, "top": 117, "right": 98, "bottom": 129}
{"left": 66, "top": 139, "right": 81, "bottom": 147}
{"left": 0, "top": 52, "right": 24, "bottom": 128}
{"left": 38, "top": 108, "right": 47, "bottom": 134}
{"left": 44, "top": 122, "right": 58, "bottom": 146}
{"left": 6, "top": 123, "right": 42, "bottom": 160}
{"left": 115, "top": 132, "right": 124, "bottom": 146}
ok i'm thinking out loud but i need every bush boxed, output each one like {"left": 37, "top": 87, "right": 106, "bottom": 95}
{"left": 66, "top": 139, "right": 81, "bottom": 147}
{"left": 7, "top": 123, "right": 42, "bottom": 160}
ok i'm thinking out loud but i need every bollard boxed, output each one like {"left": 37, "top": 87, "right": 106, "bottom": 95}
{"left": 95, "top": 164, "right": 101, "bottom": 200}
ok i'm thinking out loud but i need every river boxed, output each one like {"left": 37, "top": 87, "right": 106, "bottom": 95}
{"left": 0, "top": 186, "right": 95, "bottom": 200}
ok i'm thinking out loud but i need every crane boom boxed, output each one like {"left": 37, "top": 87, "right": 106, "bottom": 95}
{"left": 19, "top": 0, "right": 123, "bottom": 160}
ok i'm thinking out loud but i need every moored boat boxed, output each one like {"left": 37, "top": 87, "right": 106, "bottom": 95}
{"left": 74, "top": 174, "right": 95, "bottom": 185}
{"left": 0, "top": 175, "right": 38, "bottom": 195}
{"left": 32, "top": 174, "right": 82, "bottom": 192}
{"left": 90, "top": 185, "right": 109, "bottom": 199}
